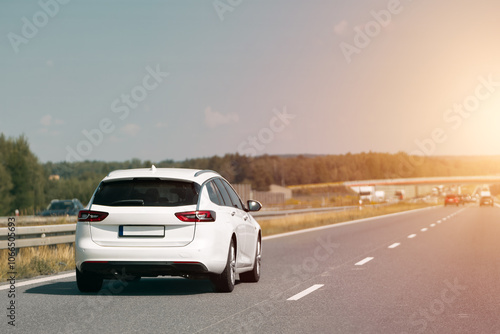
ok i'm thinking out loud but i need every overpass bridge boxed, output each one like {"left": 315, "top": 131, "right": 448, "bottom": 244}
{"left": 343, "top": 176, "right": 500, "bottom": 187}
{"left": 289, "top": 176, "right": 500, "bottom": 198}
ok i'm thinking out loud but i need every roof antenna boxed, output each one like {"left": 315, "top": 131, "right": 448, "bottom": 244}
{"left": 151, "top": 165, "right": 156, "bottom": 172}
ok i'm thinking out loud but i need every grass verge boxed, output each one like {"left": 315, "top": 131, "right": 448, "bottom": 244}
{"left": 260, "top": 202, "right": 436, "bottom": 236}
{"left": 0, "top": 244, "right": 75, "bottom": 282}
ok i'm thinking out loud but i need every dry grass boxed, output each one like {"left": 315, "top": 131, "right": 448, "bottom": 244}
{"left": 0, "top": 244, "right": 75, "bottom": 282}
{"left": 260, "top": 202, "right": 435, "bottom": 236}
{"left": 0, "top": 216, "right": 76, "bottom": 227}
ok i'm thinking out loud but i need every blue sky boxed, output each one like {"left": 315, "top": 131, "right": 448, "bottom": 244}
{"left": 2, "top": 0, "right": 500, "bottom": 162}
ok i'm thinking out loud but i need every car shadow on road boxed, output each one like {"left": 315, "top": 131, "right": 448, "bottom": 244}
{"left": 24, "top": 277, "right": 220, "bottom": 296}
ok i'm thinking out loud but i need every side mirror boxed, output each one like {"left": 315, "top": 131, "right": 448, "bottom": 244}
{"left": 247, "top": 200, "right": 262, "bottom": 212}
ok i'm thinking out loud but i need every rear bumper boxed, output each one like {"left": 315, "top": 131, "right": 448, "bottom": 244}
{"left": 81, "top": 261, "right": 209, "bottom": 278}
{"left": 75, "top": 221, "right": 231, "bottom": 275}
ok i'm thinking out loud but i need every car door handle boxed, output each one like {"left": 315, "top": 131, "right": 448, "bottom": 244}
{"left": 244, "top": 216, "right": 248, "bottom": 221}
{"left": 231, "top": 211, "right": 236, "bottom": 216}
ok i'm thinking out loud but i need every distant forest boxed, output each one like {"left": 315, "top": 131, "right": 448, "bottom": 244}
{"left": 1, "top": 134, "right": 500, "bottom": 215}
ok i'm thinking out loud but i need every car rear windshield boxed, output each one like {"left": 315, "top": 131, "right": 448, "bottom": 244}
{"left": 92, "top": 179, "right": 200, "bottom": 207}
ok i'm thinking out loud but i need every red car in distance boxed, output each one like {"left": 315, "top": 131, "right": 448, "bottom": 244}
{"left": 444, "top": 194, "right": 461, "bottom": 206}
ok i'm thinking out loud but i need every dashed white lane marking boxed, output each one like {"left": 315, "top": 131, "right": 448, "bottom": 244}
{"left": 408, "top": 234, "right": 417, "bottom": 239}
{"left": 355, "top": 257, "right": 374, "bottom": 266}
{"left": 437, "top": 220, "right": 442, "bottom": 224}
{"left": 0, "top": 272, "right": 75, "bottom": 291}
{"left": 430, "top": 224, "right": 436, "bottom": 227}
{"left": 388, "top": 243, "right": 400, "bottom": 249}
{"left": 421, "top": 228, "right": 428, "bottom": 232}
{"left": 287, "top": 284, "right": 324, "bottom": 301}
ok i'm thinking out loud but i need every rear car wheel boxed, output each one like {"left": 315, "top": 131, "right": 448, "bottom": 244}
{"left": 240, "top": 238, "right": 261, "bottom": 283}
{"left": 211, "top": 240, "right": 236, "bottom": 293}
{"left": 76, "top": 268, "right": 103, "bottom": 293}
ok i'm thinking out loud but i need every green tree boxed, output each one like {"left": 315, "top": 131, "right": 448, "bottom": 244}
{"left": 2, "top": 135, "right": 46, "bottom": 214}
{"left": 0, "top": 162, "right": 13, "bottom": 215}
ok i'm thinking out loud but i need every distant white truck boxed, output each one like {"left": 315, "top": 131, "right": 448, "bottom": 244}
{"left": 480, "top": 190, "right": 491, "bottom": 197}
{"left": 374, "top": 190, "right": 386, "bottom": 203}
{"left": 355, "top": 187, "right": 387, "bottom": 204}
{"left": 480, "top": 190, "right": 494, "bottom": 207}
{"left": 358, "top": 186, "right": 374, "bottom": 204}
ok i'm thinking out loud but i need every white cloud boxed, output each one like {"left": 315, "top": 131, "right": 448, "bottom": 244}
{"left": 39, "top": 114, "right": 64, "bottom": 135}
{"left": 41, "top": 114, "right": 52, "bottom": 126}
{"left": 204, "top": 107, "right": 239, "bottom": 128}
{"left": 108, "top": 135, "right": 124, "bottom": 144}
{"left": 40, "top": 114, "right": 64, "bottom": 126}
{"left": 108, "top": 135, "right": 124, "bottom": 143}
{"left": 334, "top": 20, "right": 348, "bottom": 35}
{"left": 155, "top": 122, "right": 168, "bottom": 129}
{"left": 38, "top": 128, "right": 60, "bottom": 136}
{"left": 121, "top": 123, "right": 141, "bottom": 136}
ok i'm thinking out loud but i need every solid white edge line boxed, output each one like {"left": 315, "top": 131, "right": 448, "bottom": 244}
{"left": 262, "top": 206, "right": 438, "bottom": 241}
{"left": 0, "top": 272, "right": 75, "bottom": 291}
{"left": 287, "top": 284, "right": 324, "bottom": 301}
{"left": 355, "top": 257, "right": 374, "bottom": 266}
{"left": 388, "top": 243, "right": 400, "bottom": 249}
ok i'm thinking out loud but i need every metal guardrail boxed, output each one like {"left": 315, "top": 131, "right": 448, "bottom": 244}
{"left": 0, "top": 206, "right": 361, "bottom": 249}
{"left": 0, "top": 224, "right": 76, "bottom": 250}
{"left": 0, "top": 215, "right": 77, "bottom": 226}
{"left": 252, "top": 205, "right": 360, "bottom": 218}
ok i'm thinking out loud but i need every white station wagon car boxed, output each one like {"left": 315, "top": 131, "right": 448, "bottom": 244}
{"left": 75, "top": 167, "right": 262, "bottom": 293}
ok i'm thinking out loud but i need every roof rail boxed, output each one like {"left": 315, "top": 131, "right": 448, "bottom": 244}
{"left": 194, "top": 169, "right": 218, "bottom": 177}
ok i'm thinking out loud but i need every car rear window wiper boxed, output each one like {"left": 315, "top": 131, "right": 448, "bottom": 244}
{"left": 110, "top": 199, "right": 144, "bottom": 206}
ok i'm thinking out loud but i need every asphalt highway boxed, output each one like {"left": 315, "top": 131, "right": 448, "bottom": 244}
{"left": 3, "top": 205, "right": 500, "bottom": 333}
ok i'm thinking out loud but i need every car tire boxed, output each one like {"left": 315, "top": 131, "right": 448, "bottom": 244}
{"left": 76, "top": 268, "right": 103, "bottom": 293}
{"left": 240, "top": 238, "right": 261, "bottom": 283}
{"left": 211, "top": 240, "right": 236, "bottom": 293}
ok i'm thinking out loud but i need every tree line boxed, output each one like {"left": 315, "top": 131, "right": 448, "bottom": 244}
{"left": 1, "top": 134, "right": 500, "bottom": 215}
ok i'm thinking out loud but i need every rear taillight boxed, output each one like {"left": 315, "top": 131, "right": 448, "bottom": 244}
{"left": 175, "top": 211, "right": 216, "bottom": 222}
{"left": 78, "top": 210, "right": 109, "bottom": 222}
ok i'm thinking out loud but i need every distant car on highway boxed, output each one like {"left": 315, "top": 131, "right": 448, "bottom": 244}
{"left": 444, "top": 194, "right": 461, "bottom": 206}
{"left": 37, "top": 199, "right": 84, "bottom": 216}
{"left": 479, "top": 196, "right": 494, "bottom": 207}
{"left": 460, "top": 194, "right": 472, "bottom": 203}
{"left": 75, "top": 167, "right": 262, "bottom": 293}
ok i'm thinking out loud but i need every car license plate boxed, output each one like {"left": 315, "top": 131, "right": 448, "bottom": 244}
{"left": 119, "top": 225, "right": 165, "bottom": 237}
